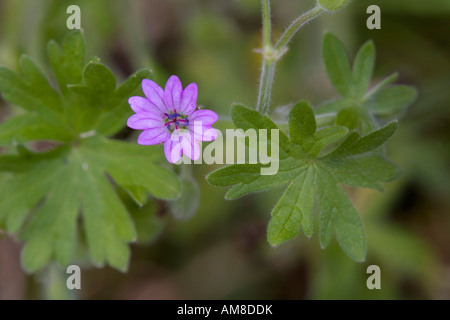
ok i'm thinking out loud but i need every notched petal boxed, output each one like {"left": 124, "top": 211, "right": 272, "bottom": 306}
{"left": 164, "top": 75, "right": 183, "bottom": 111}
{"left": 142, "top": 79, "right": 167, "bottom": 113}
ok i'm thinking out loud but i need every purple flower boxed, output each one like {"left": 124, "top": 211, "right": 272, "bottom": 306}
{"left": 127, "top": 75, "right": 218, "bottom": 163}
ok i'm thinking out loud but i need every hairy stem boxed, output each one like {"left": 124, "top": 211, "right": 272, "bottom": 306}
{"left": 275, "top": 6, "right": 324, "bottom": 51}
{"left": 257, "top": 0, "right": 274, "bottom": 114}
{"left": 257, "top": 59, "right": 276, "bottom": 115}
{"left": 257, "top": 3, "right": 325, "bottom": 115}
{"left": 262, "top": 0, "right": 271, "bottom": 48}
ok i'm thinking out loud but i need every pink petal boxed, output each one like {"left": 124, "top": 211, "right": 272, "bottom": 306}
{"left": 180, "top": 133, "right": 200, "bottom": 161}
{"left": 128, "top": 96, "right": 154, "bottom": 113}
{"left": 142, "top": 79, "right": 168, "bottom": 114}
{"left": 164, "top": 139, "right": 182, "bottom": 163}
{"left": 164, "top": 75, "right": 183, "bottom": 111}
{"left": 127, "top": 112, "right": 164, "bottom": 130}
{"left": 137, "top": 127, "right": 170, "bottom": 145}
{"left": 189, "top": 110, "right": 218, "bottom": 126}
{"left": 179, "top": 83, "right": 198, "bottom": 115}
{"left": 189, "top": 125, "right": 218, "bottom": 142}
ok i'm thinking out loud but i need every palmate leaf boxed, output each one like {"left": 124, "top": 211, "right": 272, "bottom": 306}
{"left": 319, "top": 32, "right": 417, "bottom": 134}
{"left": 207, "top": 102, "right": 400, "bottom": 262}
{"left": 0, "top": 31, "right": 181, "bottom": 273}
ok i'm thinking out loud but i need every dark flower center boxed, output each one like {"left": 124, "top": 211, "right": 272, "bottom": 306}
{"left": 164, "top": 110, "right": 189, "bottom": 132}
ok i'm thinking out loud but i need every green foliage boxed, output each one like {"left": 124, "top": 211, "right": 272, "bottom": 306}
{"left": 319, "top": 32, "right": 417, "bottom": 134}
{"left": 207, "top": 33, "right": 409, "bottom": 262}
{"left": 208, "top": 102, "right": 399, "bottom": 261}
{"left": 0, "top": 31, "right": 181, "bottom": 273}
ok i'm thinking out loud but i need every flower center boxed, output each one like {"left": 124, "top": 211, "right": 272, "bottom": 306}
{"left": 164, "top": 110, "right": 189, "bottom": 132}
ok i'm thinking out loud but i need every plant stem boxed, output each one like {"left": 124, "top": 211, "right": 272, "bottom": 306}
{"left": 257, "top": 3, "right": 325, "bottom": 115}
{"left": 257, "top": 0, "right": 274, "bottom": 115}
{"left": 262, "top": 0, "right": 271, "bottom": 48}
{"left": 257, "top": 58, "right": 276, "bottom": 115}
{"left": 274, "top": 6, "right": 324, "bottom": 52}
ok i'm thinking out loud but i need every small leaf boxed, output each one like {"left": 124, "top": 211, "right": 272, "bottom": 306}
{"left": 328, "top": 121, "right": 398, "bottom": 158}
{"left": 364, "top": 73, "right": 398, "bottom": 99}
{"left": 289, "top": 100, "right": 316, "bottom": 149}
{"left": 345, "top": 121, "right": 398, "bottom": 156}
{"left": 366, "top": 85, "right": 417, "bottom": 117}
{"left": 323, "top": 32, "right": 353, "bottom": 97}
{"left": 352, "top": 40, "right": 375, "bottom": 99}
{"left": 308, "top": 125, "right": 348, "bottom": 157}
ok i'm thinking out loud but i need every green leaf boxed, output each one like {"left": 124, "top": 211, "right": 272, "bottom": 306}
{"left": 122, "top": 185, "right": 148, "bottom": 207}
{"left": 82, "top": 137, "right": 182, "bottom": 201}
{"left": 20, "top": 160, "right": 81, "bottom": 272}
{"left": 321, "top": 33, "right": 416, "bottom": 135}
{"left": 322, "top": 155, "right": 401, "bottom": 191}
{"left": 95, "top": 69, "right": 153, "bottom": 136}
{"left": 364, "top": 73, "right": 398, "bottom": 99}
{"left": 69, "top": 61, "right": 116, "bottom": 103}
{"left": 289, "top": 100, "right": 316, "bottom": 149}
{"left": 207, "top": 157, "right": 305, "bottom": 200}
{"left": 344, "top": 121, "right": 398, "bottom": 156}
{"left": 323, "top": 32, "right": 353, "bottom": 97}
{"left": 47, "top": 31, "right": 85, "bottom": 94}
{"left": 352, "top": 40, "right": 375, "bottom": 99}
{"left": 0, "top": 32, "right": 181, "bottom": 273}
{"left": 328, "top": 121, "right": 398, "bottom": 157}
{"left": 316, "top": 168, "right": 367, "bottom": 262}
{"left": 0, "top": 135, "right": 180, "bottom": 273}
{"left": 366, "top": 85, "right": 417, "bottom": 117}
{"left": 68, "top": 61, "right": 117, "bottom": 132}
{"left": 316, "top": 97, "right": 359, "bottom": 116}
{"left": 308, "top": 125, "right": 348, "bottom": 157}
{"left": 0, "top": 114, "right": 72, "bottom": 145}
{"left": 268, "top": 167, "right": 315, "bottom": 245}
{"left": 0, "top": 57, "right": 64, "bottom": 127}
{"left": 208, "top": 101, "right": 399, "bottom": 262}
{"left": 231, "top": 103, "right": 290, "bottom": 156}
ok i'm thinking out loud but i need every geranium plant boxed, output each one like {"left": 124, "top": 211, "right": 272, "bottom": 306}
{"left": 0, "top": 0, "right": 417, "bottom": 275}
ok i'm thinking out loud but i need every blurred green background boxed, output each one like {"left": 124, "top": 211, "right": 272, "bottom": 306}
{"left": 0, "top": 0, "right": 449, "bottom": 299}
